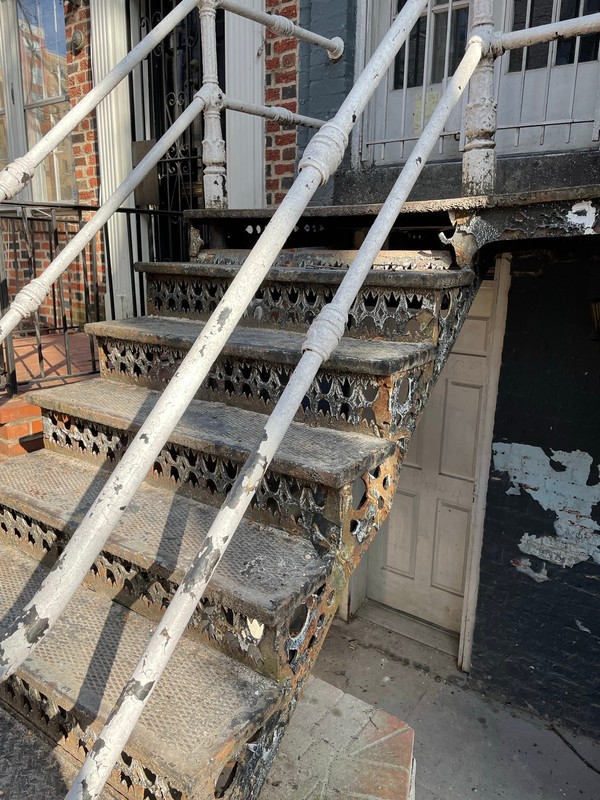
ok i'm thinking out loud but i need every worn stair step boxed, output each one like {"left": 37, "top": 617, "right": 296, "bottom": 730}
{"left": 31, "top": 378, "right": 396, "bottom": 540}
{"left": 138, "top": 250, "right": 474, "bottom": 342}
{"left": 86, "top": 316, "right": 436, "bottom": 438}
{"left": 0, "top": 448, "right": 332, "bottom": 682}
{"left": 0, "top": 704, "right": 123, "bottom": 800}
{"left": 0, "top": 539, "right": 285, "bottom": 799}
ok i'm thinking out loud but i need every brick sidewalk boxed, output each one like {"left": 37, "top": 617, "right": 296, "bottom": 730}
{"left": 9, "top": 330, "right": 97, "bottom": 389}
{"left": 0, "top": 331, "right": 97, "bottom": 458}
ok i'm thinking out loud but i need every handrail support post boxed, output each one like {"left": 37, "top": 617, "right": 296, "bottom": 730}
{"left": 199, "top": 0, "right": 228, "bottom": 209}
{"left": 462, "top": 0, "right": 496, "bottom": 196}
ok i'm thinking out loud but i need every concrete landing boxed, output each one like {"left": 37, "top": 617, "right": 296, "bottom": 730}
{"left": 316, "top": 615, "right": 600, "bottom": 800}
{"left": 263, "top": 677, "right": 415, "bottom": 800}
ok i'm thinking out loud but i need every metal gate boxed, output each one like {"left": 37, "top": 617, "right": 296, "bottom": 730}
{"left": 128, "top": 0, "right": 225, "bottom": 260}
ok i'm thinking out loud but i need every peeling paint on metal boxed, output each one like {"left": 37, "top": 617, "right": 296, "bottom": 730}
{"left": 493, "top": 442, "right": 600, "bottom": 568}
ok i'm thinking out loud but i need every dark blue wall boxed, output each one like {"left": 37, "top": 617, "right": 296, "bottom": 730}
{"left": 298, "top": 0, "right": 357, "bottom": 204}
{"left": 470, "top": 245, "right": 600, "bottom": 737}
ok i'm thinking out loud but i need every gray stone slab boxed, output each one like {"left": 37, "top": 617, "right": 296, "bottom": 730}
{"left": 262, "top": 676, "right": 414, "bottom": 800}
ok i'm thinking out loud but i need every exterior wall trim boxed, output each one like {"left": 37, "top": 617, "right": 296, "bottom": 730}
{"left": 458, "top": 253, "right": 511, "bottom": 671}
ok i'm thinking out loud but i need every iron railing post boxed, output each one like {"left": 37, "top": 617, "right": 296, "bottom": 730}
{"left": 462, "top": 0, "right": 496, "bottom": 196}
{"left": 199, "top": 0, "right": 228, "bottom": 208}
{"left": 0, "top": 235, "right": 17, "bottom": 396}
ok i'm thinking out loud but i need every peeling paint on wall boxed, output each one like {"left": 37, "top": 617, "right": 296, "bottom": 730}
{"left": 511, "top": 557, "right": 549, "bottom": 583}
{"left": 492, "top": 443, "right": 600, "bottom": 569}
{"left": 566, "top": 200, "right": 597, "bottom": 235}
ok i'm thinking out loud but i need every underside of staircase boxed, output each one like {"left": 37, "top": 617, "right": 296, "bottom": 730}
{"left": 0, "top": 211, "right": 480, "bottom": 799}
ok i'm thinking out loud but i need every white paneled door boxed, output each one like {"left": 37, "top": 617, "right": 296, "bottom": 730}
{"left": 367, "top": 279, "right": 500, "bottom": 633}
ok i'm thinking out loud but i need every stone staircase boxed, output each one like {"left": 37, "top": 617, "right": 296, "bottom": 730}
{"left": 0, "top": 230, "right": 479, "bottom": 798}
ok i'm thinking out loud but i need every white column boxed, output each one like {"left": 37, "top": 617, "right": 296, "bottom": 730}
{"left": 225, "top": 0, "right": 265, "bottom": 208}
{"left": 90, "top": 0, "right": 136, "bottom": 318}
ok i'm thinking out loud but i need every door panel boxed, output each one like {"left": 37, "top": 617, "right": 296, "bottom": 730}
{"left": 367, "top": 281, "right": 496, "bottom": 632}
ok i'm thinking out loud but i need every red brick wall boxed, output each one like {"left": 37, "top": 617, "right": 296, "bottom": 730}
{"left": 65, "top": 0, "right": 101, "bottom": 206}
{"left": 265, "top": 0, "right": 300, "bottom": 206}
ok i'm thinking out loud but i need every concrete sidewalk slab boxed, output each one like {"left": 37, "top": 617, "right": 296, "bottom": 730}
{"left": 316, "top": 616, "right": 600, "bottom": 800}
{"left": 263, "top": 677, "right": 415, "bottom": 799}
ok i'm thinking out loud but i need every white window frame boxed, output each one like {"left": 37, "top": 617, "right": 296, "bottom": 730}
{"left": 0, "top": 0, "right": 76, "bottom": 202}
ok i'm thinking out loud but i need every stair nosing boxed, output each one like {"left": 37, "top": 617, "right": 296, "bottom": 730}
{"left": 136, "top": 260, "right": 474, "bottom": 288}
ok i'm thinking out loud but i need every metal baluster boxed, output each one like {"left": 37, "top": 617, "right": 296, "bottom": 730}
{"left": 462, "top": 0, "right": 496, "bottom": 194}
{"left": 19, "top": 208, "right": 45, "bottom": 380}
{"left": 200, "top": 0, "right": 227, "bottom": 208}
{"left": 51, "top": 209, "right": 73, "bottom": 380}
{"left": 0, "top": 231, "right": 17, "bottom": 395}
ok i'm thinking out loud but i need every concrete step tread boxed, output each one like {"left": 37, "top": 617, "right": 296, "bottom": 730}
{"left": 86, "top": 316, "right": 436, "bottom": 376}
{"left": 0, "top": 539, "right": 282, "bottom": 787}
{"left": 29, "top": 379, "right": 395, "bottom": 489}
{"left": 0, "top": 449, "right": 328, "bottom": 625}
{"left": 0, "top": 704, "right": 122, "bottom": 799}
{"left": 136, "top": 249, "right": 469, "bottom": 286}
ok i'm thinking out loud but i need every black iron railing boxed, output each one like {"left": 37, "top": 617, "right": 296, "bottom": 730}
{"left": 0, "top": 200, "right": 186, "bottom": 395}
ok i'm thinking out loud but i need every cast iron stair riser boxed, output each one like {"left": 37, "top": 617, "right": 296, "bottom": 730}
{"left": 87, "top": 316, "right": 437, "bottom": 439}
{"left": 0, "top": 539, "right": 288, "bottom": 800}
{"left": 30, "top": 379, "right": 397, "bottom": 543}
{"left": 136, "top": 250, "right": 473, "bottom": 343}
{"left": 0, "top": 450, "right": 338, "bottom": 683}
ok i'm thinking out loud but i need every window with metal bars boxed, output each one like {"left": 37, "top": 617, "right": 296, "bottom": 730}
{"left": 509, "top": 0, "right": 600, "bottom": 72}
{"left": 393, "top": 0, "right": 470, "bottom": 91}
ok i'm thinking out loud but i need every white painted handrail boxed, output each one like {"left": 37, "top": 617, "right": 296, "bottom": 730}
{"left": 219, "top": 0, "right": 344, "bottom": 60}
{"left": 0, "top": 0, "right": 204, "bottom": 203}
{"left": 0, "top": 0, "right": 428, "bottom": 684}
{"left": 492, "top": 11, "right": 600, "bottom": 54}
{"left": 65, "top": 34, "right": 485, "bottom": 800}
{"left": 224, "top": 96, "right": 325, "bottom": 128}
{"left": 0, "top": 89, "right": 209, "bottom": 344}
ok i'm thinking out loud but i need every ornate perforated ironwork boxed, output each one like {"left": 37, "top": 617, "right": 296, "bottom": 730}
{"left": 347, "top": 453, "right": 400, "bottom": 548}
{"left": 147, "top": 274, "right": 443, "bottom": 342}
{"left": 0, "top": 677, "right": 182, "bottom": 800}
{"left": 284, "top": 578, "right": 339, "bottom": 679}
{"left": 435, "top": 282, "right": 478, "bottom": 377}
{"left": 43, "top": 413, "right": 131, "bottom": 462}
{"left": 98, "top": 336, "right": 440, "bottom": 438}
{"left": 42, "top": 411, "right": 339, "bottom": 540}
